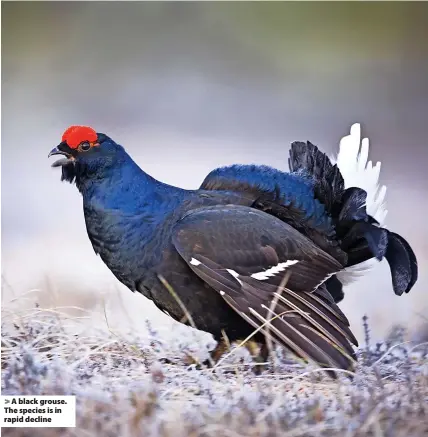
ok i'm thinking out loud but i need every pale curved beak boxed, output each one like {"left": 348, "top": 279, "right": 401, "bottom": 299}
{"left": 48, "top": 146, "right": 66, "bottom": 158}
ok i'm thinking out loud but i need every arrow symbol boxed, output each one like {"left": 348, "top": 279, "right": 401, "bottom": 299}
{"left": 5, "top": 399, "right": 10, "bottom": 404}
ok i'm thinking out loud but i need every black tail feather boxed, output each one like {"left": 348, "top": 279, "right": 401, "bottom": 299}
{"left": 341, "top": 222, "right": 389, "bottom": 262}
{"left": 337, "top": 187, "right": 369, "bottom": 223}
{"left": 385, "top": 231, "right": 418, "bottom": 295}
{"left": 288, "top": 140, "right": 418, "bottom": 300}
{"left": 289, "top": 141, "right": 345, "bottom": 212}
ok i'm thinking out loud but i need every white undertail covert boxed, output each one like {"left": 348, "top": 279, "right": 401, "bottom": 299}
{"left": 331, "top": 123, "right": 388, "bottom": 284}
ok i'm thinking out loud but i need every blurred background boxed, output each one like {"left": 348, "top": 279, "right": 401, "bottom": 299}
{"left": 2, "top": 2, "right": 428, "bottom": 343}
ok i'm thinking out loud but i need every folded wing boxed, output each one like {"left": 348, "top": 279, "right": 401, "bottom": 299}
{"left": 172, "top": 205, "right": 358, "bottom": 371}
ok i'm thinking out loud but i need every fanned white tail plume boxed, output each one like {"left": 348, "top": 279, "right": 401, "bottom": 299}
{"left": 332, "top": 123, "right": 388, "bottom": 225}
{"left": 332, "top": 123, "right": 388, "bottom": 284}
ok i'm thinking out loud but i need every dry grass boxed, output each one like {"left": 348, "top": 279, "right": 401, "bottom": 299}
{"left": 1, "top": 302, "right": 428, "bottom": 437}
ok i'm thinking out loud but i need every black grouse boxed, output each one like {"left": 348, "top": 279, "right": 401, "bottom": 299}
{"left": 48, "top": 125, "right": 418, "bottom": 372}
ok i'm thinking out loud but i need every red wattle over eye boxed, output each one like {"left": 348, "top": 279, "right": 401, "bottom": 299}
{"left": 62, "top": 126, "right": 97, "bottom": 149}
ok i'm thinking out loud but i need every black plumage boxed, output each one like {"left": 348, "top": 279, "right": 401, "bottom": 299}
{"left": 48, "top": 126, "right": 418, "bottom": 373}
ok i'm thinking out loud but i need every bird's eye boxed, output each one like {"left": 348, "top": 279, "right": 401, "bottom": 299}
{"left": 79, "top": 142, "right": 91, "bottom": 152}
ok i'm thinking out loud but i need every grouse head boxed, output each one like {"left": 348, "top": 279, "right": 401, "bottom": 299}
{"left": 48, "top": 125, "right": 126, "bottom": 187}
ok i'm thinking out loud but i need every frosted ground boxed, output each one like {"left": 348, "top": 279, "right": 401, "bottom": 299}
{"left": 1, "top": 299, "right": 427, "bottom": 437}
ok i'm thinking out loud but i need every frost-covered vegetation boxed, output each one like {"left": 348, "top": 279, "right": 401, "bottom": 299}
{"left": 1, "top": 307, "right": 428, "bottom": 437}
